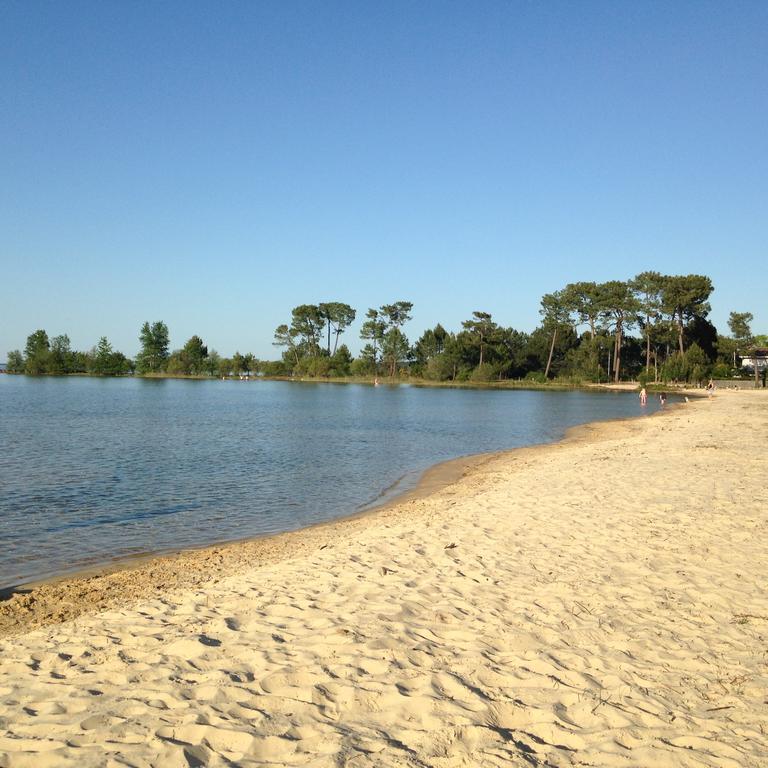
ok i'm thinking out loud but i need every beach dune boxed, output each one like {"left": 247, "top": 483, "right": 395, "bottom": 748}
{"left": 0, "top": 390, "right": 766, "bottom": 767}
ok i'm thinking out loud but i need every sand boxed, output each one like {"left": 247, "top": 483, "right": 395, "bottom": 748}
{"left": 0, "top": 390, "right": 766, "bottom": 767}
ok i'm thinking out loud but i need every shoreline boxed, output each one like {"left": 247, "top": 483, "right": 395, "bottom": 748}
{"left": 0, "top": 397, "right": 672, "bottom": 637}
{"left": 1, "top": 390, "right": 766, "bottom": 765}
{"left": 0, "top": 448, "right": 497, "bottom": 599}
{"left": 5, "top": 368, "right": 760, "bottom": 391}
{"left": 2, "top": 368, "right": 711, "bottom": 390}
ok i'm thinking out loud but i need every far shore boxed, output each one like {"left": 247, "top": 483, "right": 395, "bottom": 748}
{"left": 4, "top": 368, "right": 757, "bottom": 393}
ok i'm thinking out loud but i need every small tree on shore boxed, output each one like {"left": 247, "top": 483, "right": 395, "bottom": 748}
{"left": 136, "top": 321, "right": 170, "bottom": 374}
{"left": 6, "top": 350, "right": 24, "bottom": 373}
{"left": 24, "top": 329, "right": 50, "bottom": 375}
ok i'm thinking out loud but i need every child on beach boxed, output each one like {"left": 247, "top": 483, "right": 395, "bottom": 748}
{"left": 639, "top": 387, "right": 647, "bottom": 406}
{"left": 660, "top": 392, "right": 667, "bottom": 406}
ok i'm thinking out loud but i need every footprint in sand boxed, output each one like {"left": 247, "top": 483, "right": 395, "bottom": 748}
{"left": 259, "top": 668, "right": 318, "bottom": 699}
{"left": 156, "top": 723, "right": 255, "bottom": 758}
{"left": 163, "top": 635, "right": 221, "bottom": 658}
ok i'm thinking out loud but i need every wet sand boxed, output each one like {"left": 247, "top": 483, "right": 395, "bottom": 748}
{"left": 0, "top": 390, "right": 766, "bottom": 767}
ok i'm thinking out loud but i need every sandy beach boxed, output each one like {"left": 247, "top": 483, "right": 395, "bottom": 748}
{"left": 0, "top": 390, "right": 766, "bottom": 767}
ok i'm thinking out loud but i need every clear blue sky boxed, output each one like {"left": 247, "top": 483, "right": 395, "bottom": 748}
{"left": 2, "top": 1, "right": 766, "bottom": 358}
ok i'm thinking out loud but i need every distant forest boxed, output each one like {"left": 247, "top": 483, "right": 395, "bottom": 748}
{"left": 5, "top": 273, "right": 766, "bottom": 385}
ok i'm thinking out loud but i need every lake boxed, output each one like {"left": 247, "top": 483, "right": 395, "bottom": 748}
{"left": 0, "top": 376, "right": 661, "bottom": 588}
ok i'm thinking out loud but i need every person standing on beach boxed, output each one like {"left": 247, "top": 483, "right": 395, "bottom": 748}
{"left": 639, "top": 387, "right": 647, "bottom": 406}
{"left": 660, "top": 392, "right": 667, "bottom": 406}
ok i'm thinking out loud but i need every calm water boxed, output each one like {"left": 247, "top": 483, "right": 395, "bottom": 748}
{"left": 0, "top": 376, "right": 661, "bottom": 588}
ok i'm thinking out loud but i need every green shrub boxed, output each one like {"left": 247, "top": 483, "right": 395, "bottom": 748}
{"left": 424, "top": 355, "right": 455, "bottom": 381}
{"left": 350, "top": 357, "right": 375, "bottom": 377}
{"left": 470, "top": 363, "right": 498, "bottom": 382}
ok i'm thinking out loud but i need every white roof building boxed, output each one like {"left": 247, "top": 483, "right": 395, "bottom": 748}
{"left": 740, "top": 349, "right": 768, "bottom": 371}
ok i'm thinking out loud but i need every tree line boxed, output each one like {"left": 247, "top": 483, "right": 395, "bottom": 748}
{"left": 4, "top": 321, "right": 262, "bottom": 379}
{"left": 5, "top": 273, "right": 765, "bottom": 384}
{"left": 265, "top": 274, "right": 763, "bottom": 385}
{"left": 6, "top": 331, "right": 133, "bottom": 376}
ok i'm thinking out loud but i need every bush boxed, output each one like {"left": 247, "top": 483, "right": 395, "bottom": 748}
{"left": 470, "top": 363, "right": 499, "bottom": 382}
{"left": 661, "top": 353, "right": 684, "bottom": 383}
{"left": 261, "top": 360, "right": 291, "bottom": 377}
{"left": 711, "top": 362, "right": 731, "bottom": 379}
{"left": 350, "top": 357, "right": 375, "bottom": 377}
{"left": 423, "top": 355, "right": 455, "bottom": 381}
{"left": 294, "top": 357, "right": 331, "bottom": 377}
{"left": 329, "top": 345, "right": 353, "bottom": 376}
